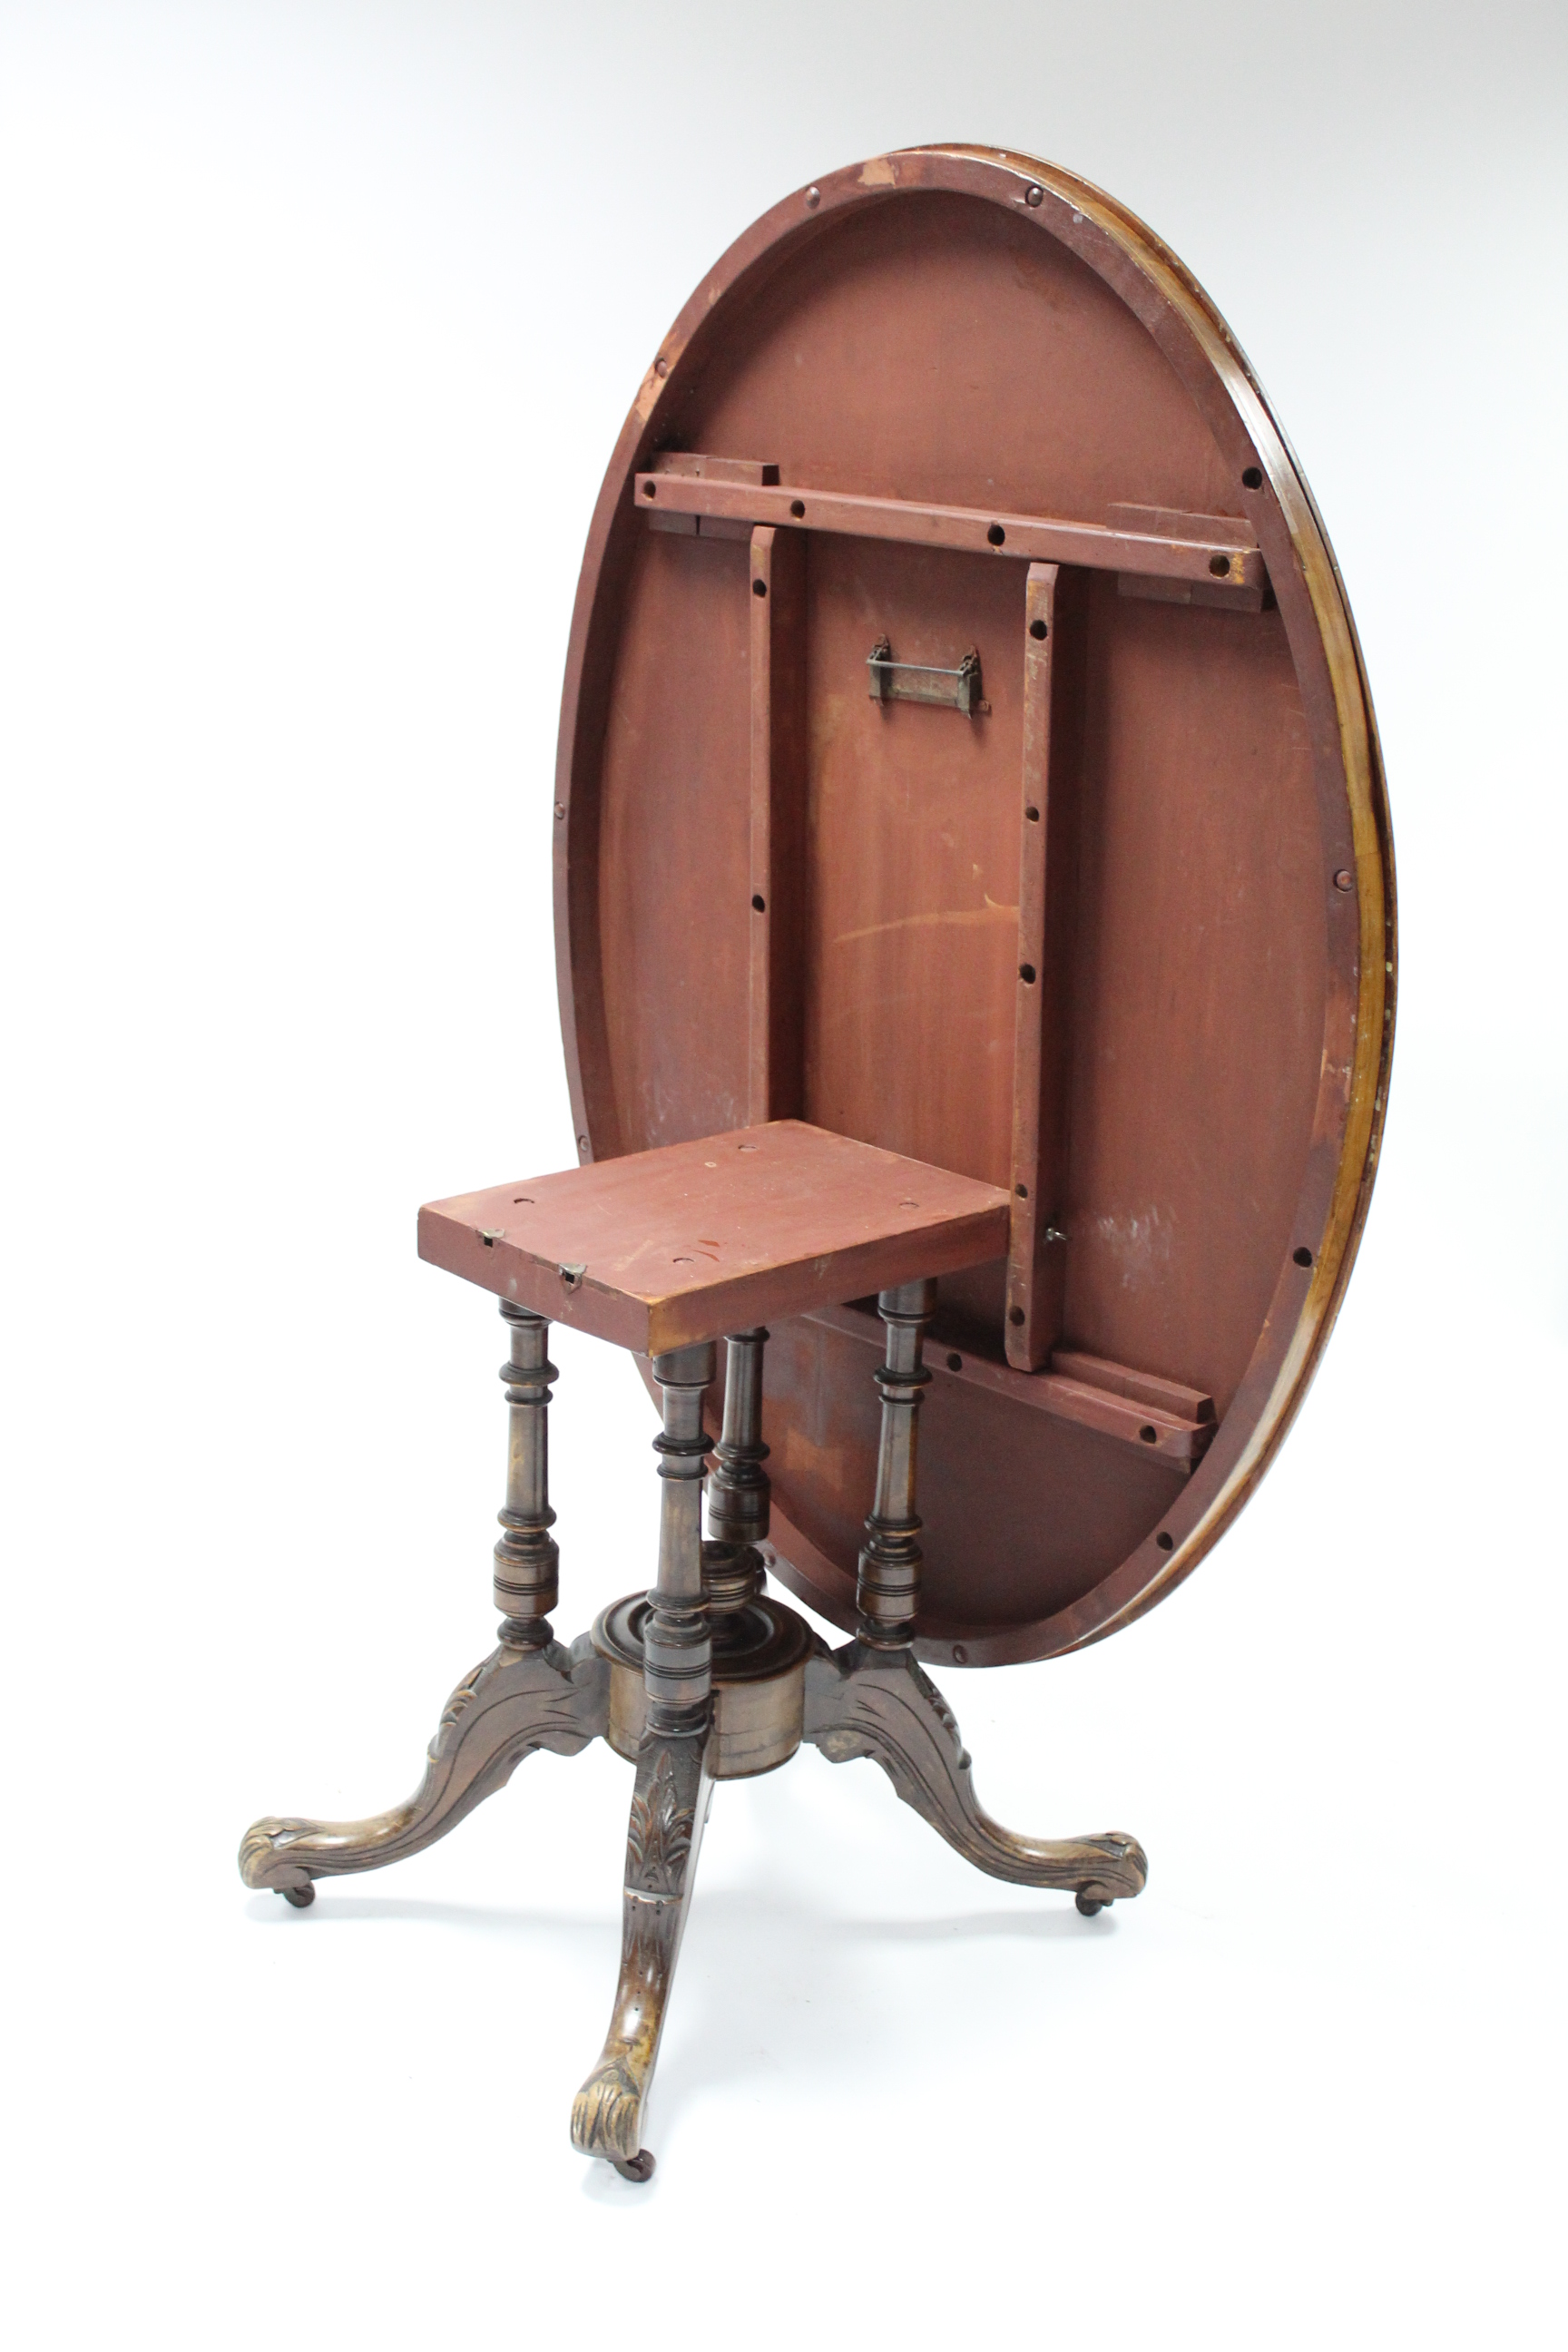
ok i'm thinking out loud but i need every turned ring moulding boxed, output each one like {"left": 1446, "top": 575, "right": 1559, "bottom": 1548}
{"left": 554, "top": 142, "right": 1395, "bottom": 1668}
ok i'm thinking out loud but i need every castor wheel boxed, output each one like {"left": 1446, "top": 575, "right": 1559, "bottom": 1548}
{"left": 280, "top": 1883, "right": 316, "bottom": 1908}
{"left": 612, "top": 2150, "right": 656, "bottom": 2182}
{"left": 1075, "top": 1891, "right": 1109, "bottom": 1917}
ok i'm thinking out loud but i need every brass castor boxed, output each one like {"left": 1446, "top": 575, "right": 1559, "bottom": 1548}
{"left": 1075, "top": 1892, "right": 1107, "bottom": 1917}
{"left": 612, "top": 2151, "right": 656, "bottom": 2183}
{"left": 281, "top": 1883, "right": 316, "bottom": 1909}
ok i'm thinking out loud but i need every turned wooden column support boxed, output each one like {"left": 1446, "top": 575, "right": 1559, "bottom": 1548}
{"left": 704, "top": 1327, "right": 769, "bottom": 1617}
{"left": 642, "top": 1342, "right": 717, "bottom": 1725}
{"left": 856, "top": 1278, "right": 937, "bottom": 1644}
{"left": 237, "top": 1296, "right": 604, "bottom": 1910}
{"left": 493, "top": 1302, "right": 559, "bottom": 1643}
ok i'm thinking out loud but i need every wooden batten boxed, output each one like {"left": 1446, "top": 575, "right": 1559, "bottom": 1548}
{"left": 654, "top": 450, "right": 780, "bottom": 487}
{"left": 1007, "top": 562, "right": 1057, "bottom": 1367}
{"left": 804, "top": 1303, "right": 1216, "bottom": 1472}
{"left": 1050, "top": 1348, "right": 1215, "bottom": 1426}
{"left": 1005, "top": 563, "right": 1085, "bottom": 1371}
{"left": 636, "top": 464, "right": 1267, "bottom": 593}
{"left": 747, "top": 524, "right": 808, "bottom": 1122}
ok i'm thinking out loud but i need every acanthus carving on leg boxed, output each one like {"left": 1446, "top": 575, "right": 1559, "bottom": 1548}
{"left": 573, "top": 1340, "right": 716, "bottom": 2179}
{"left": 240, "top": 1633, "right": 608, "bottom": 1903}
{"left": 571, "top": 1729, "right": 711, "bottom": 2171}
{"left": 802, "top": 1641, "right": 1147, "bottom": 1906}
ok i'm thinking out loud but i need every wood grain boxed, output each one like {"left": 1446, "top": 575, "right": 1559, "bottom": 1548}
{"left": 418, "top": 1121, "right": 1010, "bottom": 1354}
{"left": 554, "top": 146, "right": 1394, "bottom": 1661}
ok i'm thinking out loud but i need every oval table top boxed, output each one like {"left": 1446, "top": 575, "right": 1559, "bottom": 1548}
{"left": 552, "top": 145, "right": 1395, "bottom": 1665}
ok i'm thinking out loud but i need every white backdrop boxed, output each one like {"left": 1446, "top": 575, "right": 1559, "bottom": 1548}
{"left": 2, "top": 5, "right": 1563, "bottom": 2346}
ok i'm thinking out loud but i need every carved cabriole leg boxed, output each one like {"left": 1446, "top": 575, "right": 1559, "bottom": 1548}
{"left": 240, "top": 1302, "right": 605, "bottom": 1905}
{"left": 573, "top": 1342, "right": 716, "bottom": 2182}
{"left": 801, "top": 1645, "right": 1147, "bottom": 1905}
{"left": 240, "top": 1636, "right": 608, "bottom": 1901}
{"left": 805, "top": 1279, "right": 1148, "bottom": 1912}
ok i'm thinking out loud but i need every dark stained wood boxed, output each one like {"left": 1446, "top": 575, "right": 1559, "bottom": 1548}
{"left": 634, "top": 467, "right": 1267, "bottom": 590}
{"left": 417, "top": 1120, "right": 1010, "bottom": 1355}
{"left": 804, "top": 1643, "right": 1146, "bottom": 1897}
{"left": 747, "top": 524, "right": 808, "bottom": 1122}
{"left": 555, "top": 147, "right": 1395, "bottom": 1664}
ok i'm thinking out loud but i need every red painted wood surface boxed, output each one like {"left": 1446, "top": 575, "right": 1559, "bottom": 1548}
{"left": 419, "top": 1122, "right": 1008, "bottom": 1356}
{"left": 552, "top": 148, "right": 1394, "bottom": 1664}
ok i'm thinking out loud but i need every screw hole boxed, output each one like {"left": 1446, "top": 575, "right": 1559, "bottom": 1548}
{"left": 953, "top": 1642, "right": 969, "bottom": 1663}
{"left": 642, "top": 481, "right": 656, "bottom": 498}
{"left": 1024, "top": 804, "right": 1040, "bottom": 822}
{"left": 1242, "top": 465, "right": 1263, "bottom": 490}
{"left": 1008, "top": 1306, "right": 1025, "bottom": 1326}
{"left": 1019, "top": 964, "right": 1036, "bottom": 985}
{"left": 751, "top": 894, "right": 766, "bottom": 913}
{"left": 987, "top": 523, "right": 1005, "bottom": 546}
{"left": 752, "top": 577, "right": 768, "bottom": 597}
{"left": 1139, "top": 1425, "right": 1157, "bottom": 1444}
{"left": 1029, "top": 617, "right": 1048, "bottom": 640}
{"left": 1015, "top": 1183, "right": 1028, "bottom": 1199}
{"left": 1293, "top": 1246, "right": 1314, "bottom": 1269}
{"left": 1209, "top": 553, "right": 1232, "bottom": 577}
{"left": 789, "top": 499, "right": 805, "bottom": 518}
{"left": 946, "top": 1352, "right": 963, "bottom": 1372}
{"left": 1156, "top": 1531, "right": 1174, "bottom": 1552}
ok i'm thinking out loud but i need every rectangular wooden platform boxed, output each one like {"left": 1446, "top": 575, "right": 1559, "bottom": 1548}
{"left": 418, "top": 1120, "right": 1011, "bottom": 1355}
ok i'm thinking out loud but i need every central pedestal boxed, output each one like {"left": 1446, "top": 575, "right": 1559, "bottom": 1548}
{"left": 593, "top": 1588, "right": 816, "bottom": 1780}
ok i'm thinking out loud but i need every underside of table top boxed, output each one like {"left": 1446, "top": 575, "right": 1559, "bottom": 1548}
{"left": 546, "top": 146, "right": 1394, "bottom": 1662}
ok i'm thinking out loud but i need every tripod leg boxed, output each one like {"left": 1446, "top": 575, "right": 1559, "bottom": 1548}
{"left": 240, "top": 1301, "right": 603, "bottom": 1905}
{"left": 573, "top": 1341, "right": 716, "bottom": 2180}
{"left": 570, "top": 1729, "right": 712, "bottom": 2177}
{"left": 810, "top": 1282, "right": 1145, "bottom": 1910}
{"left": 240, "top": 1634, "right": 607, "bottom": 1903}
{"left": 803, "top": 1641, "right": 1145, "bottom": 1906}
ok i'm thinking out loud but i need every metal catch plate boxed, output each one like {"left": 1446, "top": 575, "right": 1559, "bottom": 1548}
{"left": 867, "top": 636, "right": 985, "bottom": 716}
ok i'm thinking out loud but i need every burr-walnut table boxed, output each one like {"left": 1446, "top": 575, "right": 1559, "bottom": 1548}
{"left": 240, "top": 144, "right": 1395, "bottom": 2179}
